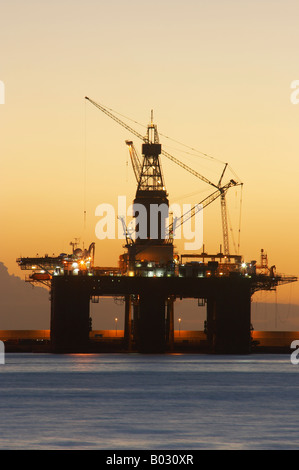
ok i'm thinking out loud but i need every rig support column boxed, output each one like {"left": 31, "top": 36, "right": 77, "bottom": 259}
{"left": 206, "top": 278, "right": 252, "bottom": 354}
{"left": 50, "top": 277, "right": 90, "bottom": 353}
{"left": 137, "top": 290, "right": 166, "bottom": 353}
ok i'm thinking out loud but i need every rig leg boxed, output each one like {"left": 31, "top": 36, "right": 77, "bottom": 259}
{"left": 207, "top": 280, "right": 251, "bottom": 354}
{"left": 50, "top": 277, "right": 90, "bottom": 353}
{"left": 137, "top": 290, "right": 166, "bottom": 353}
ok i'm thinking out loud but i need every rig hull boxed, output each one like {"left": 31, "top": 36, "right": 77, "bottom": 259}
{"left": 50, "top": 274, "right": 252, "bottom": 354}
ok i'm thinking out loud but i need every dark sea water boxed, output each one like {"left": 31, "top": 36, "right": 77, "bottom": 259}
{"left": 0, "top": 353, "right": 298, "bottom": 450}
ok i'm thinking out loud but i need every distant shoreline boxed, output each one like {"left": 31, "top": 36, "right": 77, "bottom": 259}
{"left": 1, "top": 329, "right": 297, "bottom": 355}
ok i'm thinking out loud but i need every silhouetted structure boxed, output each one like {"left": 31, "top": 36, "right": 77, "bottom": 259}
{"left": 17, "top": 101, "right": 297, "bottom": 354}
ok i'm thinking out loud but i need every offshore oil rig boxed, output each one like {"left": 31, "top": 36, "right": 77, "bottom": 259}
{"left": 17, "top": 98, "right": 297, "bottom": 354}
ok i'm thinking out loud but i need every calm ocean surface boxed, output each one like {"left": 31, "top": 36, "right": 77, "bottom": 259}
{"left": 0, "top": 353, "right": 299, "bottom": 450}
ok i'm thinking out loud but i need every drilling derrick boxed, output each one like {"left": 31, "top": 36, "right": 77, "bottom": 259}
{"left": 132, "top": 113, "right": 173, "bottom": 266}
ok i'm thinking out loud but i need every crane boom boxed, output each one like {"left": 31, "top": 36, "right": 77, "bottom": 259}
{"left": 221, "top": 193, "right": 230, "bottom": 255}
{"left": 168, "top": 180, "right": 239, "bottom": 237}
{"left": 85, "top": 97, "right": 218, "bottom": 190}
{"left": 161, "top": 148, "right": 218, "bottom": 190}
{"left": 85, "top": 97, "right": 146, "bottom": 141}
{"left": 125, "top": 140, "right": 142, "bottom": 182}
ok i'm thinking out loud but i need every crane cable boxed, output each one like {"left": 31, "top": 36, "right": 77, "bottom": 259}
{"left": 237, "top": 184, "right": 243, "bottom": 255}
{"left": 88, "top": 99, "right": 243, "bottom": 175}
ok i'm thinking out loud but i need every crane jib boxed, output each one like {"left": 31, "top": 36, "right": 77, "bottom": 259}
{"left": 85, "top": 96, "right": 220, "bottom": 190}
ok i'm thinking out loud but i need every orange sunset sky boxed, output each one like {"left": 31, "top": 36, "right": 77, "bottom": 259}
{"left": 0, "top": 0, "right": 299, "bottom": 330}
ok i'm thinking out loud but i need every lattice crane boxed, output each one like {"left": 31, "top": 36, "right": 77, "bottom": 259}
{"left": 85, "top": 97, "right": 218, "bottom": 189}
{"left": 125, "top": 140, "right": 142, "bottom": 182}
{"left": 85, "top": 97, "right": 242, "bottom": 253}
